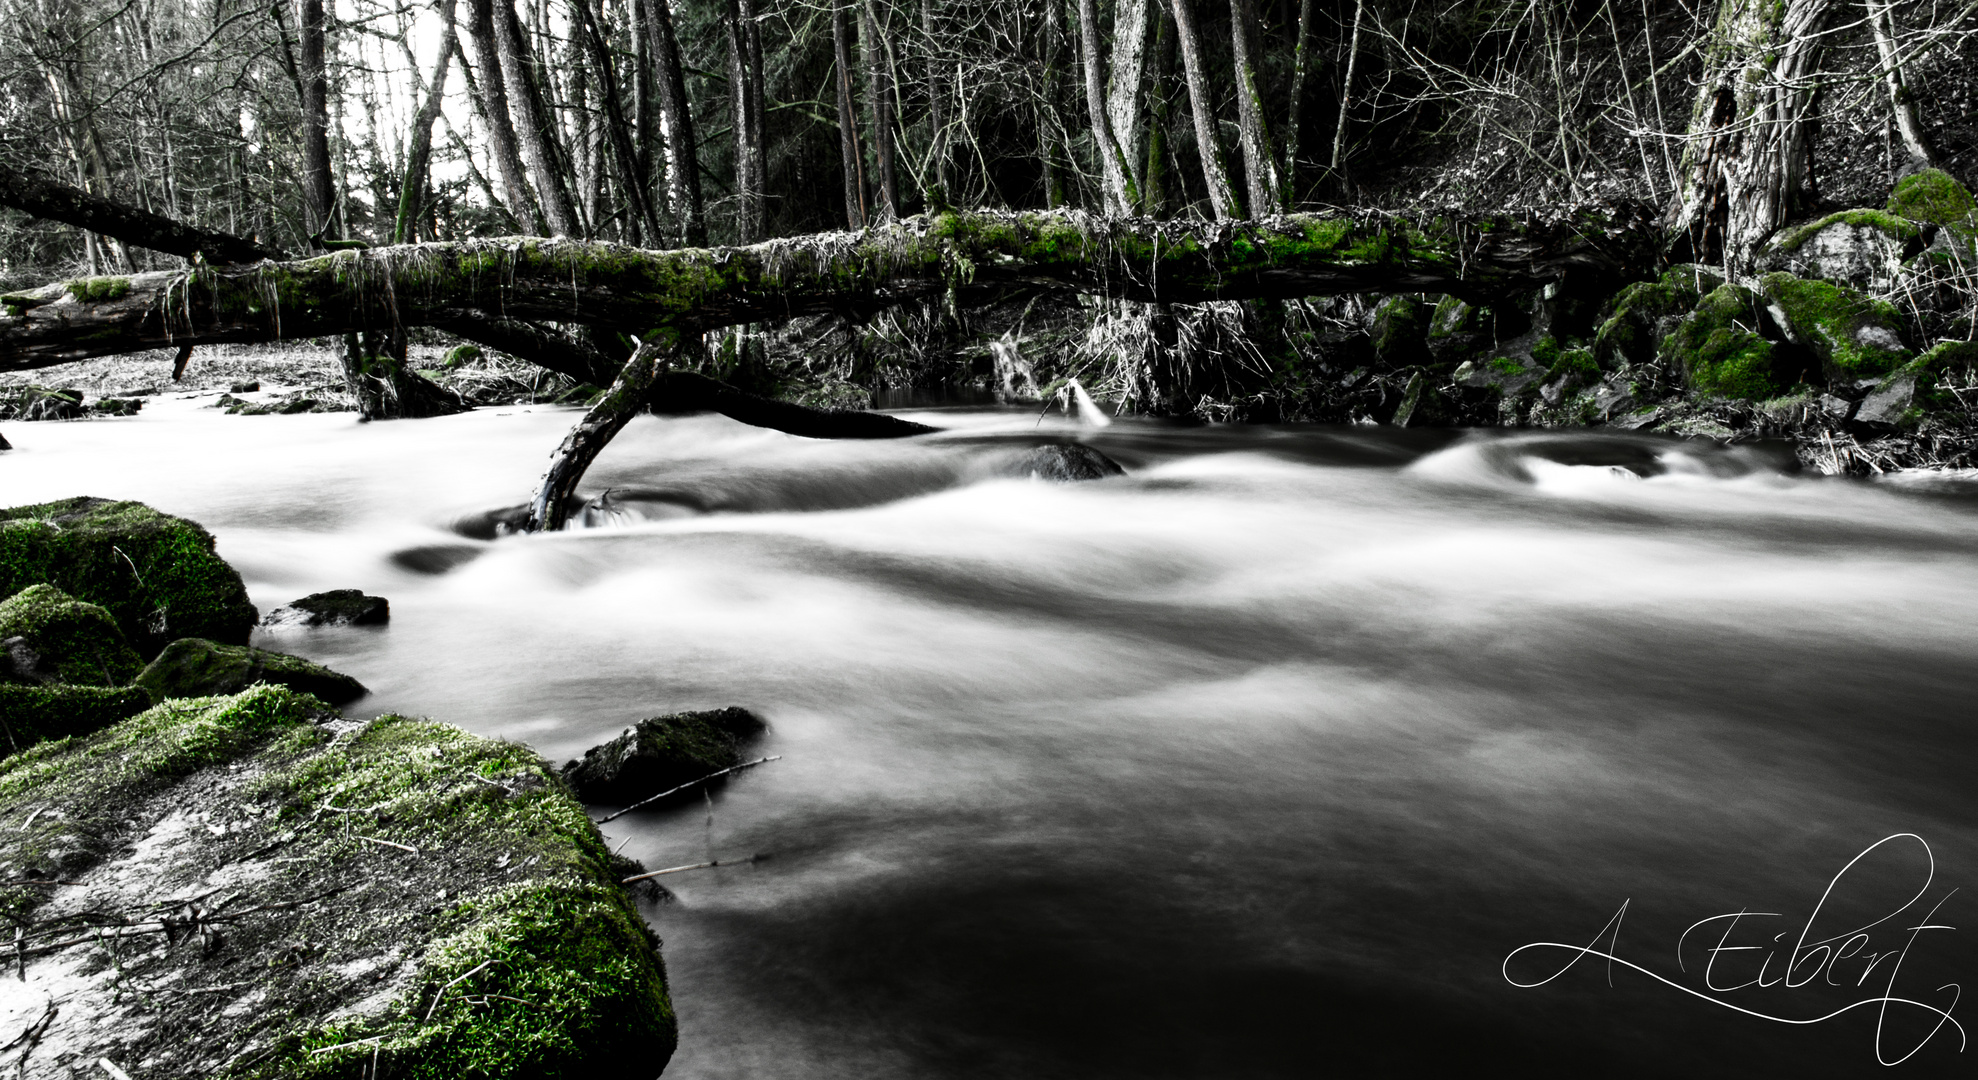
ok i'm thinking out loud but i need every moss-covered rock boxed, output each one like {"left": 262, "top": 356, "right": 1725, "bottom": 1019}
{"left": 1659, "top": 283, "right": 1791, "bottom": 401}
{"left": 1760, "top": 210, "right": 1920, "bottom": 293}
{"left": 0, "top": 583, "right": 143, "bottom": 687}
{"left": 0, "top": 683, "right": 152, "bottom": 752}
{"left": 1371, "top": 295, "right": 1427, "bottom": 363}
{"left": 1425, "top": 294, "right": 1486, "bottom": 362}
{"left": 1592, "top": 266, "right": 1722, "bottom": 369}
{"left": 0, "top": 686, "right": 676, "bottom": 1077}
{"left": 0, "top": 496, "right": 258, "bottom": 657}
{"left": 442, "top": 343, "right": 485, "bottom": 367}
{"left": 135, "top": 636, "right": 369, "bottom": 705}
{"left": 562, "top": 707, "right": 767, "bottom": 806}
{"left": 0, "top": 385, "right": 86, "bottom": 422}
{"left": 1757, "top": 273, "right": 1911, "bottom": 383}
{"left": 1887, "top": 168, "right": 1978, "bottom": 232}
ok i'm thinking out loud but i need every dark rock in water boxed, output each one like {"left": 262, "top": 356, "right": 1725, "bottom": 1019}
{"left": 0, "top": 385, "right": 85, "bottom": 422}
{"left": 0, "top": 584, "right": 144, "bottom": 687}
{"left": 1002, "top": 444, "right": 1127, "bottom": 482}
{"left": 90, "top": 396, "right": 145, "bottom": 416}
{"left": 0, "top": 496, "right": 258, "bottom": 658}
{"left": 0, "top": 682, "right": 153, "bottom": 749}
{"left": 562, "top": 707, "right": 768, "bottom": 806}
{"left": 135, "top": 636, "right": 369, "bottom": 705}
{"left": 0, "top": 430, "right": 10, "bottom": 450}
{"left": 0, "top": 685, "right": 677, "bottom": 1074}
{"left": 267, "top": 588, "right": 390, "bottom": 626}
{"left": 229, "top": 379, "right": 261, "bottom": 393}
{"left": 390, "top": 543, "right": 486, "bottom": 575}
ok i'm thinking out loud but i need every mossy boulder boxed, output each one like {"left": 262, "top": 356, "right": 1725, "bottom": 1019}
{"left": 1757, "top": 273, "right": 1911, "bottom": 384}
{"left": 1761, "top": 210, "right": 1921, "bottom": 293}
{"left": 1887, "top": 168, "right": 1978, "bottom": 232}
{"left": 1371, "top": 295, "right": 1428, "bottom": 363}
{"left": 1592, "top": 266, "right": 1723, "bottom": 369}
{"left": 135, "top": 636, "right": 369, "bottom": 705}
{"left": 1425, "top": 294, "right": 1486, "bottom": 362}
{"left": 0, "top": 685, "right": 677, "bottom": 1077}
{"left": 0, "top": 496, "right": 258, "bottom": 657}
{"left": 0, "top": 683, "right": 152, "bottom": 753}
{"left": 1659, "top": 283, "right": 1793, "bottom": 401}
{"left": 442, "top": 343, "right": 485, "bottom": 367}
{"left": 562, "top": 707, "right": 768, "bottom": 806}
{"left": 267, "top": 588, "right": 391, "bottom": 627}
{"left": 0, "top": 385, "right": 86, "bottom": 422}
{"left": 0, "top": 583, "right": 143, "bottom": 687}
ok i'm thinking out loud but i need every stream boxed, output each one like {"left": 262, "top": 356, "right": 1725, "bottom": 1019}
{"left": 6, "top": 394, "right": 1977, "bottom": 1077}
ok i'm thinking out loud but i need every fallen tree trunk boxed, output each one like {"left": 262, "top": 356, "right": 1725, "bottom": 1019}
{"left": 2, "top": 205, "right": 1658, "bottom": 372}
{"left": 0, "top": 162, "right": 290, "bottom": 266}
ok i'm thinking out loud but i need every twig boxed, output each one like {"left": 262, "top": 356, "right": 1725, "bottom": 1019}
{"left": 621, "top": 852, "right": 768, "bottom": 884}
{"left": 308, "top": 1035, "right": 386, "bottom": 1056}
{"left": 356, "top": 835, "right": 420, "bottom": 854}
{"left": 423, "top": 958, "right": 495, "bottom": 1022}
{"left": 594, "top": 756, "right": 782, "bottom": 824}
{"left": 97, "top": 1059, "right": 133, "bottom": 1080}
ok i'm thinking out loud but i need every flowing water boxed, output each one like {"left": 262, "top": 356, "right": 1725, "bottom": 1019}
{"left": 7, "top": 394, "right": 1978, "bottom": 1078}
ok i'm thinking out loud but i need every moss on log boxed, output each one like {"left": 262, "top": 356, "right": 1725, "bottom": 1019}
{"left": 2, "top": 206, "right": 1659, "bottom": 371}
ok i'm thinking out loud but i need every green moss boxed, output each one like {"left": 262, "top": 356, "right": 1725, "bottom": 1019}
{"left": 0, "top": 583, "right": 142, "bottom": 686}
{"left": 1758, "top": 272, "right": 1911, "bottom": 381}
{"left": 63, "top": 276, "right": 132, "bottom": 303}
{"left": 1660, "top": 283, "right": 1788, "bottom": 400}
{"left": 0, "top": 497, "right": 257, "bottom": 657}
{"left": 1886, "top": 168, "right": 1977, "bottom": 231}
{"left": 1488, "top": 356, "right": 1528, "bottom": 377}
{"left": 0, "top": 683, "right": 152, "bottom": 755}
{"left": 135, "top": 637, "right": 368, "bottom": 705}
{"left": 1772, "top": 209, "right": 1921, "bottom": 252}
{"left": 1546, "top": 346, "right": 1600, "bottom": 382}
{"left": 1371, "top": 296, "right": 1427, "bottom": 361}
{"left": 1592, "top": 269, "right": 1719, "bottom": 369}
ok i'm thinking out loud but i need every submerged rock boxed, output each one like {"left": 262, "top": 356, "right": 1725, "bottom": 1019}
{"left": 0, "top": 685, "right": 677, "bottom": 1077}
{"left": 1002, "top": 444, "right": 1127, "bottom": 482}
{"left": 0, "top": 584, "right": 143, "bottom": 687}
{"left": 134, "top": 636, "right": 369, "bottom": 705}
{"left": 0, "top": 497, "right": 258, "bottom": 657}
{"left": 265, "top": 588, "right": 390, "bottom": 627}
{"left": 563, "top": 707, "right": 768, "bottom": 806}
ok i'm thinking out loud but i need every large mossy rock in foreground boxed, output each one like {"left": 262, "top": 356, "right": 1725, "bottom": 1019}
{"left": 0, "top": 685, "right": 675, "bottom": 1078}
{"left": 0, "top": 582, "right": 143, "bottom": 686}
{"left": 563, "top": 707, "right": 768, "bottom": 806}
{"left": 135, "top": 636, "right": 369, "bottom": 705}
{"left": 0, "top": 497, "right": 258, "bottom": 657}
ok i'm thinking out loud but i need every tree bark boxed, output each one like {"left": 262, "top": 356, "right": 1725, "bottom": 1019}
{"left": 0, "top": 163, "right": 287, "bottom": 265}
{"left": 1227, "top": 0, "right": 1281, "bottom": 212}
{"left": 2, "top": 206, "right": 1661, "bottom": 371}
{"left": 1283, "top": 0, "right": 1316, "bottom": 202}
{"left": 394, "top": 0, "right": 460, "bottom": 245}
{"left": 492, "top": 0, "right": 583, "bottom": 237}
{"left": 862, "top": 0, "right": 900, "bottom": 220}
{"left": 1141, "top": 6, "right": 1177, "bottom": 217}
{"left": 834, "top": 2, "right": 868, "bottom": 227}
{"left": 1168, "top": 0, "right": 1239, "bottom": 218}
{"left": 1106, "top": 0, "right": 1154, "bottom": 213}
{"left": 646, "top": 0, "right": 705, "bottom": 246}
{"left": 464, "top": 0, "right": 547, "bottom": 235}
{"left": 1665, "top": 0, "right": 1833, "bottom": 270}
{"left": 297, "top": 0, "right": 337, "bottom": 239}
{"left": 1076, "top": 0, "right": 1132, "bottom": 214}
{"left": 726, "top": 0, "right": 767, "bottom": 241}
{"left": 1331, "top": 0, "right": 1363, "bottom": 177}
{"left": 576, "top": 0, "right": 663, "bottom": 244}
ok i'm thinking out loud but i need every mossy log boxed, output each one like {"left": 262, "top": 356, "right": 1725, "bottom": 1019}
{"left": 0, "top": 162, "right": 291, "bottom": 267}
{"left": 1, "top": 205, "right": 1659, "bottom": 371}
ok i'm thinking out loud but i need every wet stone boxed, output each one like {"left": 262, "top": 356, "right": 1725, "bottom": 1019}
{"left": 265, "top": 588, "right": 390, "bottom": 627}
{"left": 134, "top": 636, "right": 369, "bottom": 705}
{"left": 562, "top": 707, "right": 768, "bottom": 807}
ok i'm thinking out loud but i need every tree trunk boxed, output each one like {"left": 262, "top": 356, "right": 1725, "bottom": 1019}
{"left": 1665, "top": 0, "right": 1833, "bottom": 271}
{"left": 0, "top": 163, "right": 287, "bottom": 265}
{"left": 576, "top": 0, "right": 663, "bottom": 244}
{"left": 834, "top": 2, "right": 868, "bottom": 228}
{"left": 1284, "top": 0, "right": 1316, "bottom": 203}
{"left": 1039, "top": 0, "right": 1068, "bottom": 209}
{"left": 862, "top": 0, "right": 901, "bottom": 220}
{"left": 1168, "top": 0, "right": 1239, "bottom": 218}
{"left": 1866, "top": 0, "right": 1936, "bottom": 169}
{"left": 297, "top": 0, "right": 337, "bottom": 240}
{"left": 2, "top": 206, "right": 1661, "bottom": 371}
{"left": 1142, "top": 6, "right": 1177, "bottom": 217}
{"left": 1331, "top": 0, "right": 1363, "bottom": 178}
{"left": 394, "top": 0, "right": 459, "bottom": 245}
{"left": 646, "top": 0, "right": 705, "bottom": 246}
{"left": 726, "top": 0, "right": 767, "bottom": 241}
{"left": 1076, "top": 0, "right": 1131, "bottom": 214}
{"left": 493, "top": 0, "right": 583, "bottom": 237}
{"left": 1228, "top": 0, "right": 1280, "bottom": 212}
{"left": 464, "top": 0, "right": 547, "bottom": 235}
{"left": 923, "top": 0, "right": 953, "bottom": 201}
{"left": 1106, "top": 0, "right": 1153, "bottom": 213}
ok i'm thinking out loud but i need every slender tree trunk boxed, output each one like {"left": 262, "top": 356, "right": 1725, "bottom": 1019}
{"left": 1168, "top": 0, "right": 1238, "bottom": 218}
{"left": 1076, "top": 0, "right": 1130, "bottom": 214}
{"left": 394, "top": 0, "right": 459, "bottom": 244}
{"left": 464, "top": 0, "right": 546, "bottom": 234}
{"left": 1330, "top": 0, "right": 1362, "bottom": 177}
{"left": 1866, "top": 0, "right": 1936, "bottom": 169}
{"left": 1142, "top": 5, "right": 1177, "bottom": 216}
{"left": 923, "top": 0, "right": 953, "bottom": 200}
{"left": 493, "top": 0, "right": 582, "bottom": 236}
{"left": 297, "top": 0, "right": 336, "bottom": 239}
{"left": 1665, "top": 0, "right": 1833, "bottom": 270}
{"left": 1284, "top": 0, "right": 1315, "bottom": 204}
{"left": 1106, "top": 0, "right": 1153, "bottom": 213}
{"left": 1039, "top": 0, "right": 1068, "bottom": 209}
{"left": 862, "top": 0, "right": 900, "bottom": 219}
{"left": 647, "top": 0, "right": 704, "bottom": 245}
{"left": 1228, "top": 0, "right": 1280, "bottom": 212}
{"left": 834, "top": 2, "right": 868, "bottom": 227}
{"left": 576, "top": 0, "right": 662, "bottom": 244}
{"left": 725, "top": 0, "right": 764, "bottom": 240}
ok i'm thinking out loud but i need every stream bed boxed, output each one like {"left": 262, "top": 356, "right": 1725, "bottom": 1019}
{"left": 7, "top": 395, "right": 1977, "bottom": 1077}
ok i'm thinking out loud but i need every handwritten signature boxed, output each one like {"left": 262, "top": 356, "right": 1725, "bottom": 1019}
{"left": 1502, "top": 834, "right": 1964, "bottom": 1065}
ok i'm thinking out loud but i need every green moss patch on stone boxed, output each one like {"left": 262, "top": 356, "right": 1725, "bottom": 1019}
{"left": 1660, "top": 283, "right": 1789, "bottom": 400}
{"left": 1371, "top": 295, "right": 1427, "bottom": 362}
{"left": 0, "top": 583, "right": 143, "bottom": 687}
{"left": 1592, "top": 267, "right": 1721, "bottom": 369}
{"left": 1757, "top": 272, "right": 1911, "bottom": 382}
{"left": 136, "top": 636, "right": 369, "bottom": 705}
{"left": 0, "top": 688, "right": 676, "bottom": 1077}
{"left": 0, "top": 683, "right": 152, "bottom": 755}
{"left": 1772, "top": 209, "right": 1921, "bottom": 252}
{"left": 1886, "top": 168, "right": 1978, "bottom": 231}
{"left": 0, "top": 496, "right": 258, "bottom": 657}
